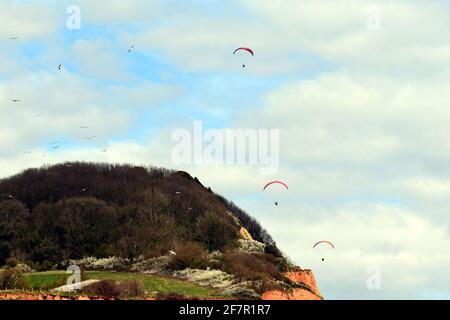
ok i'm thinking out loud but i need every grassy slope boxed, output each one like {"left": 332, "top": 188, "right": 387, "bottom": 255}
{"left": 23, "top": 271, "right": 222, "bottom": 298}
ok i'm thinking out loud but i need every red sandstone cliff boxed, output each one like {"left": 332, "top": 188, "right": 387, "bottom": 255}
{"left": 262, "top": 269, "right": 323, "bottom": 300}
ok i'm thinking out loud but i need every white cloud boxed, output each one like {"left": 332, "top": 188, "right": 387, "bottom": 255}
{"left": 114, "top": 0, "right": 450, "bottom": 76}
{"left": 260, "top": 204, "right": 450, "bottom": 299}
{"left": 0, "top": 3, "right": 59, "bottom": 40}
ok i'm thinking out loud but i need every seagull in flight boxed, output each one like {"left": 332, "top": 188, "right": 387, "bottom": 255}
{"left": 12, "top": 99, "right": 20, "bottom": 102}
{"left": 58, "top": 64, "right": 62, "bottom": 71}
{"left": 128, "top": 45, "right": 135, "bottom": 53}
{"left": 80, "top": 188, "right": 88, "bottom": 193}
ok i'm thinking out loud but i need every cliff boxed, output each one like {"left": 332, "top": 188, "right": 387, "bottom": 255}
{"left": 262, "top": 270, "right": 323, "bottom": 300}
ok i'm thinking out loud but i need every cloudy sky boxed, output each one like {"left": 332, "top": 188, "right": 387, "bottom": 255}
{"left": 1, "top": 0, "right": 450, "bottom": 299}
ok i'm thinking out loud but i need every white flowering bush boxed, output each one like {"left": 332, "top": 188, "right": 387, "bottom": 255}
{"left": 130, "top": 255, "right": 172, "bottom": 273}
{"left": 237, "top": 239, "right": 266, "bottom": 254}
{"left": 72, "top": 256, "right": 127, "bottom": 270}
{"left": 175, "top": 268, "right": 235, "bottom": 289}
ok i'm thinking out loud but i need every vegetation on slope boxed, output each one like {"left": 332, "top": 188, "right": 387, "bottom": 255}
{"left": 0, "top": 163, "right": 293, "bottom": 296}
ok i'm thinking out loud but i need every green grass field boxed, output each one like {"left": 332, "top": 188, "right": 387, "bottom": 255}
{"left": 22, "top": 271, "right": 222, "bottom": 298}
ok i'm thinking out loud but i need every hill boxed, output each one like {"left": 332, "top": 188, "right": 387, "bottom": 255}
{"left": 0, "top": 162, "right": 320, "bottom": 299}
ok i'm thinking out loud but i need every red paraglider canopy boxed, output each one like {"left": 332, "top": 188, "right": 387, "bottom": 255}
{"left": 263, "top": 181, "right": 289, "bottom": 191}
{"left": 233, "top": 47, "right": 254, "bottom": 56}
{"left": 313, "top": 241, "right": 335, "bottom": 249}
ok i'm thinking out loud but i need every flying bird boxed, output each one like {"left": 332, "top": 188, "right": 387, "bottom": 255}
{"left": 275, "top": 202, "right": 279, "bottom": 206}
{"left": 128, "top": 45, "right": 135, "bottom": 53}
{"left": 12, "top": 99, "right": 20, "bottom": 103}
{"left": 80, "top": 126, "right": 88, "bottom": 129}
{"left": 80, "top": 188, "right": 88, "bottom": 193}
{"left": 58, "top": 64, "right": 62, "bottom": 71}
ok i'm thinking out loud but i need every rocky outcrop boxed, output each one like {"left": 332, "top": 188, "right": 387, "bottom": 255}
{"left": 239, "top": 227, "right": 253, "bottom": 240}
{"left": 262, "top": 270, "right": 323, "bottom": 301}
{"left": 285, "top": 270, "right": 321, "bottom": 297}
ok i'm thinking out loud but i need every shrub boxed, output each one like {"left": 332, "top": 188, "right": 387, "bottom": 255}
{"left": 117, "top": 280, "right": 145, "bottom": 299}
{"left": 195, "top": 212, "right": 237, "bottom": 251}
{"left": 175, "top": 268, "right": 235, "bottom": 289}
{"left": 0, "top": 268, "right": 25, "bottom": 290}
{"left": 168, "top": 242, "right": 209, "bottom": 271}
{"left": 32, "top": 260, "right": 54, "bottom": 272}
{"left": 131, "top": 255, "right": 171, "bottom": 273}
{"left": 74, "top": 256, "right": 127, "bottom": 271}
{"left": 222, "top": 253, "right": 284, "bottom": 283}
{"left": 264, "top": 244, "right": 284, "bottom": 258}
{"left": 5, "top": 257, "right": 20, "bottom": 268}
{"left": 238, "top": 239, "right": 266, "bottom": 254}
{"left": 82, "top": 280, "right": 145, "bottom": 299}
{"left": 83, "top": 280, "right": 120, "bottom": 298}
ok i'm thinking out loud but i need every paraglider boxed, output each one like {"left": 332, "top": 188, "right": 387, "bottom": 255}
{"left": 263, "top": 180, "right": 289, "bottom": 191}
{"left": 233, "top": 47, "right": 254, "bottom": 68}
{"left": 263, "top": 181, "right": 288, "bottom": 207}
{"left": 313, "top": 241, "right": 335, "bottom": 262}
{"left": 313, "top": 241, "right": 335, "bottom": 249}
{"left": 233, "top": 47, "right": 254, "bottom": 56}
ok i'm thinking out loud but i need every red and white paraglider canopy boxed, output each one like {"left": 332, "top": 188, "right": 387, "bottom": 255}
{"left": 233, "top": 47, "right": 255, "bottom": 56}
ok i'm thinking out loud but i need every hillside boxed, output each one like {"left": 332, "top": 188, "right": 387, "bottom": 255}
{"left": 0, "top": 163, "right": 321, "bottom": 299}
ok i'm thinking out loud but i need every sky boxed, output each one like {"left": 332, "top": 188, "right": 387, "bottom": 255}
{"left": 1, "top": 0, "right": 450, "bottom": 299}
